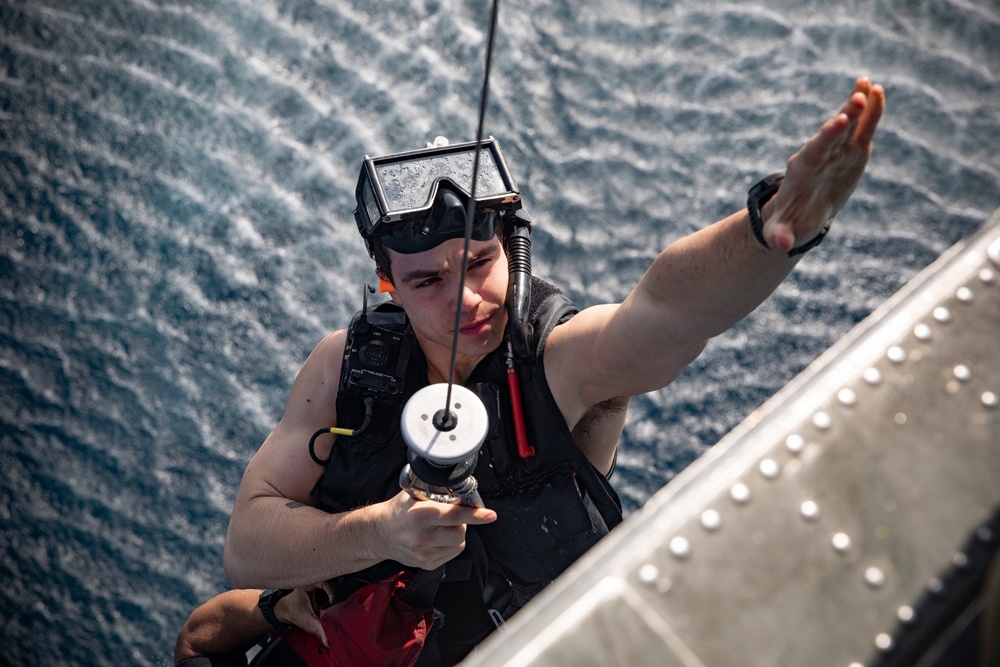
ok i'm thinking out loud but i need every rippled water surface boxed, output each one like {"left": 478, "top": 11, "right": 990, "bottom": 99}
{"left": 2, "top": 0, "right": 999, "bottom": 663}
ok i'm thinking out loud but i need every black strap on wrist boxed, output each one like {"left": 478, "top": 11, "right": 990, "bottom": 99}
{"left": 257, "top": 588, "right": 293, "bottom": 631}
{"left": 747, "top": 170, "right": 829, "bottom": 256}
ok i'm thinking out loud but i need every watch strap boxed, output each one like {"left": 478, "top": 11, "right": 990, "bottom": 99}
{"left": 257, "top": 588, "right": 293, "bottom": 631}
{"left": 747, "top": 170, "right": 829, "bottom": 256}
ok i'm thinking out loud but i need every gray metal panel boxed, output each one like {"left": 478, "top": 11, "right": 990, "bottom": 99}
{"left": 462, "top": 208, "right": 1000, "bottom": 667}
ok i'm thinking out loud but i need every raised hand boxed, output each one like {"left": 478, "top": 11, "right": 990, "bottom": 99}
{"left": 764, "top": 76, "right": 886, "bottom": 253}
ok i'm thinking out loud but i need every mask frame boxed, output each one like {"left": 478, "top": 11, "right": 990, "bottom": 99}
{"left": 354, "top": 137, "right": 521, "bottom": 255}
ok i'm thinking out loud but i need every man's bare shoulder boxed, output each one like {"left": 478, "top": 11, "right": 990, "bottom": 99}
{"left": 285, "top": 329, "right": 347, "bottom": 417}
{"left": 244, "top": 329, "right": 349, "bottom": 504}
{"left": 320, "top": 329, "right": 348, "bottom": 370}
{"left": 311, "top": 329, "right": 349, "bottom": 366}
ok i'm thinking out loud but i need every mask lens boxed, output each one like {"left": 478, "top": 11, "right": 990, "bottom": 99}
{"left": 375, "top": 151, "right": 508, "bottom": 213}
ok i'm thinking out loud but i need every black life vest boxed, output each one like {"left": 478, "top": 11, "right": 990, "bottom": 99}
{"left": 310, "top": 277, "right": 623, "bottom": 665}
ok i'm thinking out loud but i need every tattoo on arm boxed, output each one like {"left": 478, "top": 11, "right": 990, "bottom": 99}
{"left": 285, "top": 501, "right": 304, "bottom": 510}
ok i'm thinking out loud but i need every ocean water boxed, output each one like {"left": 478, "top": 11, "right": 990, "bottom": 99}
{"left": 1, "top": 0, "right": 998, "bottom": 664}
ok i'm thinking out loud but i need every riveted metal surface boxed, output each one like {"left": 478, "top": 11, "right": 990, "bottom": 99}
{"left": 462, "top": 210, "right": 1000, "bottom": 667}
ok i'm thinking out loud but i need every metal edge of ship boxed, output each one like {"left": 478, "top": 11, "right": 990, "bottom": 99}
{"left": 460, "top": 206, "right": 1000, "bottom": 667}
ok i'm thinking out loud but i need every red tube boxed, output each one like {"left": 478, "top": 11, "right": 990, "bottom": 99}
{"left": 505, "top": 359, "right": 534, "bottom": 458}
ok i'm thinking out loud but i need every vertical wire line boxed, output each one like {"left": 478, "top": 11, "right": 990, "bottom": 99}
{"left": 442, "top": 0, "right": 502, "bottom": 421}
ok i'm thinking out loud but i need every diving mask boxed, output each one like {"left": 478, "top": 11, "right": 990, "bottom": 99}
{"left": 353, "top": 137, "right": 522, "bottom": 255}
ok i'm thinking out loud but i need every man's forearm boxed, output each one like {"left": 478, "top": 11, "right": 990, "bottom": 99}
{"left": 224, "top": 495, "right": 386, "bottom": 589}
{"left": 174, "top": 589, "right": 267, "bottom": 665}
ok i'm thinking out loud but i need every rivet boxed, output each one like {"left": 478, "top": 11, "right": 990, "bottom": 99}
{"left": 638, "top": 563, "right": 659, "bottom": 585}
{"left": 863, "top": 367, "right": 883, "bottom": 385}
{"left": 800, "top": 500, "right": 821, "bottom": 521}
{"left": 813, "top": 411, "right": 832, "bottom": 430}
{"left": 887, "top": 346, "right": 906, "bottom": 364}
{"left": 894, "top": 413, "right": 907, "bottom": 425}
{"left": 786, "top": 434, "right": 805, "bottom": 453}
{"left": 927, "top": 577, "right": 946, "bottom": 596}
{"left": 913, "top": 323, "right": 932, "bottom": 341}
{"left": 956, "top": 286, "right": 974, "bottom": 302}
{"left": 849, "top": 662, "right": 865, "bottom": 667}
{"left": 421, "top": 414, "right": 429, "bottom": 420}
{"left": 953, "top": 365, "right": 972, "bottom": 382}
{"left": 700, "top": 509, "right": 722, "bottom": 532}
{"left": 875, "top": 633, "right": 893, "bottom": 652}
{"left": 953, "top": 552, "right": 970, "bottom": 570}
{"left": 865, "top": 566, "right": 886, "bottom": 588}
{"left": 669, "top": 536, "right": 691, "bottom": 560}
{"left": 979, "top": 268, "right": 996, "bottom": 284}
{"left": 656, "top": 577, "right": 672, "bottom": 594}
{"left": 449, "top": 434, "right": 457, "bottom": 441}
{"left": 730, "top": 483, "right": 751, "bottom": 504}
{"left": 977, "top": 526, "right": 996, "bottom": 543}
{"left": 897, "top": 605, "right": 916, "bottom": 624}
{"left": 759, "top": 458, "right": 780, "bottom": 479}
{"left": 946, "top": 379, "right": 961, "bottom": 394}
{"left": 932, "top": 307, "right": 951, "bottom": 323}
{"left": 832, "top": 532, "right": 852, "bottom": 553}
{"left": 982, "top": 392, "right": 998, "bottom": 408}
{"left": 837, "top": 388, "right": 857, "bottom": 406}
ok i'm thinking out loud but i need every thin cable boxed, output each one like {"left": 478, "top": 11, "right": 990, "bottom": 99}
{"left": 442, "top": 0, "right": 502, "bottom": 422}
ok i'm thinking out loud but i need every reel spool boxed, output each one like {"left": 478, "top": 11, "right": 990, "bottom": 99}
{"left": 399, "top": 383, "right": 488, "bottom": 508}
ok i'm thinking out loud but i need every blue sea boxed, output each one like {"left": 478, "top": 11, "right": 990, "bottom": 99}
{"left": 1, "top": 0, "right": 998, "bottom": 663}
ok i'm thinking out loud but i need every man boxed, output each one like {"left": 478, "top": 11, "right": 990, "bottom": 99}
{"left": 224, "top": 77, "right": 885, "bottom": 664}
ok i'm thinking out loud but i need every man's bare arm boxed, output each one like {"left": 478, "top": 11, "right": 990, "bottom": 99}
{"left": 546, "top": 78, "right": 886, "bottom": 464}
{"left": 173, "top": 588, "right": 330, "bottom": 665}
{"left": 224, "top": 331, "right": 496, "bottom": 589}
{"left": 224, "top": 330, "right": 378, "bottom": 587}
{"left": 174, "top": 589, "right": 270, "bottom": 665}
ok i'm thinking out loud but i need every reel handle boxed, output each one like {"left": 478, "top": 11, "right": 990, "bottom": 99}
{"left": 399, "top": 466, "right": 484, "bottom": 508}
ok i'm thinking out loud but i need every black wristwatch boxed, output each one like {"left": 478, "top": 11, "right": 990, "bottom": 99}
{"left": 257, "top": 588, "right": 293, "bottom": 631}
{"left": 747, "top": 170, "right": 829, "bottom": 256}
